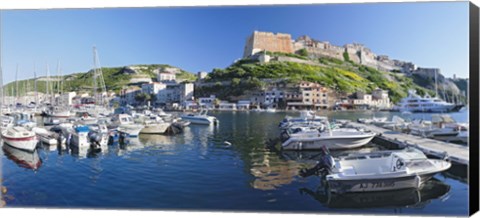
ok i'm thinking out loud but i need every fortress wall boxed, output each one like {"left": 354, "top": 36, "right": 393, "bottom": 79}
{"left": 243, "top": 31, "right": 294, "bottom": 58}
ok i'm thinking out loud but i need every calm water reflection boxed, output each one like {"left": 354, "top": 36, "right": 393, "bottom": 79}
{"left": 0, "top": 111, "right": 468, "bottom": 215}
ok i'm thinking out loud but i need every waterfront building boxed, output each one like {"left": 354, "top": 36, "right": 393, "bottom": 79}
{"left": 250, "top": 88, "right": 284, "bottom": 108}
{"left": 349, "top": 89, "right": 391, "bottom": 109}
{"left": 198, "top": 95, "right": 216, "bottom": 109}
{"left": 218, "top": 101, "right": 237, "bottom": 111}
{"left": 120, "top": 87, "right": 141, "bottom": 106}
{"left": 237, "top": 100, "right": 251, "bottom": 110}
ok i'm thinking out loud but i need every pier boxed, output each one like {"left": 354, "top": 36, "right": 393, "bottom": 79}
{"left": 346, "top": 122, "right": 469, "bottom": 166}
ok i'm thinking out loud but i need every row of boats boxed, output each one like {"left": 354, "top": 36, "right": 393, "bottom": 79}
{"left": 275, "top": 111, "right": 452, "bottom": 194}
{"left": 357, "top": 114, "right": 468, "bottom": 144}
{"left": 0, "top": 107, "right": 219, "bottom": 155}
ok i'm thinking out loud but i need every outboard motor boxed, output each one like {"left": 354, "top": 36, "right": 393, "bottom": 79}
{"left": 299, "top": 146, "right": 334, "bottom": 177}
{"left": 119, "top": 132, "right": 130, "bottom": 146}
{"left": 88, "top": 131, "right": 103, "bottom": 153}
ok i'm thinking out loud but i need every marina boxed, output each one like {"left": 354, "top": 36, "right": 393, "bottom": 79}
{"left": 0, "top": 110, "right": 469, "bottom": 216}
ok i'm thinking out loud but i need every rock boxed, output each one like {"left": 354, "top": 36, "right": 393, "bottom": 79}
{"left": 0, "top": 200, "right": 5, "bottom": 207}
{"left": 1, "top": 186, "right": 7, "bottom": 194}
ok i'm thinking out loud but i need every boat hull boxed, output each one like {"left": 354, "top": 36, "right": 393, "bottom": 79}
{"left": 140, "top": 123, "right": 170, "bottom": 134}
{"left": 118, "top": 125, "right": 143, "bottom": 137}
{"left": 282, "top": 134, "right": 375, "bottom": 150}
{"left": 2, "top": 135, "right": 38, "bottom": 152}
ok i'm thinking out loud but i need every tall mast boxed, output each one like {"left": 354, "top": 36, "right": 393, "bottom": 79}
{"left": 93, "top": 46, "right": 107, "bottom": 108}
{"left": 15, "top": 64, "right": 18, "bottom": 102}
{"left": 93, "top": 47, "right": 97, "bottom": 105}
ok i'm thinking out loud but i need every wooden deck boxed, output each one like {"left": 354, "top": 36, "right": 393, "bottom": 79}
{"left": 346, "top": 122, "right": 469, "bottom": 165}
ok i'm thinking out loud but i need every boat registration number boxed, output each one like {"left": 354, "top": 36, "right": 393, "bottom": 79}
{"left": 359, "top": 181, "right": 395, "bottom": 189}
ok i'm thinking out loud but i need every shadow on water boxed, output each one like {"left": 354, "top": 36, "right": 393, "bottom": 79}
{"left": 2, "top": 144, "right": 42, "bottom": 171}
{"left": 299, "top": 178, "right": 451, "bottom": 209}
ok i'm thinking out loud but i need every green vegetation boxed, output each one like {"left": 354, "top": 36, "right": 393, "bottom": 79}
{"left": 204, "top": 57, "right": 434, "bottom": 103}
{"left": 297, "top": 48, "right": 308, "bottom": 57}
{"left": 343, "top": 51, "right": 350, "bottom": 62}
{"left": 265, "top": 51, "right": 309, "bottom": 60}
{"left": 4, "top": 64, "right": 196, "bottom": 95}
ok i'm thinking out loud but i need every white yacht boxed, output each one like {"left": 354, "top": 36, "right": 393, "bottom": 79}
{"left": 318, "top": 147, "right": 451, "bottom": 193}
{"left": 393, "top": 90, "right": 462, "bottom": 113}
{"left": 180, "top": 110, "right": 218, "bottom": 125}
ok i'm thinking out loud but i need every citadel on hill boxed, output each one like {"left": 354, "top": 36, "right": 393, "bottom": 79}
{"left": 243, "top": 30, "right": 440, "bottom": 77}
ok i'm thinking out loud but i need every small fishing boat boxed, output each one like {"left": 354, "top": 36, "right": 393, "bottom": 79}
{"left": 1, "top": 126, "right": 39, "bottom": 152}
{"left": 311, "top": 147, "right": 451, "bottom": 193}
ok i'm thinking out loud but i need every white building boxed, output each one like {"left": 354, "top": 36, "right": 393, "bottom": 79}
{"left": 177, "top": 83, "right": 194, "bottom": 103}
{"left": 350, "top": 89, "right": 391, "bottom": 109}
{"left": 250, "top": 88, "right": 284, "bottom": 108}
{"left": 120, "top": 87, "right": 141, "bottom": 106}
{"left": 198, "top": 95, "right": 216, "bottom": 109}
{"left": 197, "top": 71, "right": 208, "bottom": 80}
{"left": 237, "top": 100, "right": 251, "bottom": 110}
{"left": 158, "top": 72, "right": 176, "bottom": 82}
{"left": 142, "top": 82, "right": 167, "bottom": 95}
{"left": 219, "top": 101, "right": 237, "bottom": 111}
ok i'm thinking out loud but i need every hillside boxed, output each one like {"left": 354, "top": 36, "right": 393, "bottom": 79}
{"left": 4, "top": 64, "right": 196, "bottom": 96}
{"left": 198, "top": 53, "right": 448, "bottom": 103}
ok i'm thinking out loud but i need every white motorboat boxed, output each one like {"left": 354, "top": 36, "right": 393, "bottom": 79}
{"left": 58, "top": 123, "right": 91, "bottom": 149}
{"left": 87, "top": 124, "right": 109, "bottom": 148}
{"left": 265, "top": 107, "right": 276, "bottom": 113}
{"left": 45, "top": 107, "right": 72, "bottom": 118}
{"left": 32, "top": 127, "right": 60, "bottom": 145}
{"left": 109, "top": 114, "right": 144, "bottom": 137}
{"left": 315, "top": 147, "right": 451, "bottom": 193}
{"left": 1, "top": 126, "right": 39, "bottom": 152}
{"left": 180, "top": 110, "right": 218, "bottom": 125}
{"left": 392, "top": 90, "right": 462, "bottom": 113}
{"left": 75, "top": 112, "right": 98, "bottom": 125}
{"left": 407, "top": 115, "right": 468, "bottom": 143}
{"left": 279, "top": 111, "right": 328, "bottom": 129}
{"left": 281, "top": 126, "right": 375, "bottom": 150}
{"left": 140, "top": 120, "right": 171, "bottom": 134}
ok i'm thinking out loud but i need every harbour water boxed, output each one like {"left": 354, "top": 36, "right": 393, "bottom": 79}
{"left": 1, "top": 110, "right": 469, "bottom": 215}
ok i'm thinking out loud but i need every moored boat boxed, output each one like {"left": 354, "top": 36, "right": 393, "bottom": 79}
{"left": 281, "top": 127, "right": 376, "bottom": 150}
{"left": 180, "top": 110, "right": 218, "bottom": 125}
{"left": 312, "top": 147, "right": 451, "bottom": 193}
{"left": 1, "top": 126, "right": 38, "bottom": 152}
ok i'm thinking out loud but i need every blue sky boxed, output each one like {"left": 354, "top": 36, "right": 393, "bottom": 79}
{"left": 1, "top": 2, "right": 469, "bottom": 83}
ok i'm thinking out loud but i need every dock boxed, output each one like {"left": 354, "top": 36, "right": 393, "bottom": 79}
{"left": 346, "top": 122, "right": 469, "bottom": 166}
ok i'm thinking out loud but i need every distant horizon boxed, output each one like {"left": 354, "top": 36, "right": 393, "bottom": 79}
{"left": 2, "top": 2, "right": 469, "bottom": 84}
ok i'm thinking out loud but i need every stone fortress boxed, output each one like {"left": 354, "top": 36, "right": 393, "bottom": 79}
{"left": 243, "top": 31, "right": 437, "bottom": 76}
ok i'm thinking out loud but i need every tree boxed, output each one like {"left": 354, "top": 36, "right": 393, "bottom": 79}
{"left": 297, "top": 48, "right": 308, "bottom": 57}
{"left": 135, "top": 92, "right": 151, "bottom": 105}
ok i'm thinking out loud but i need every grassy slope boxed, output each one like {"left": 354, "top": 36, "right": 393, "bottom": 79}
{"left": 4, "top": 64, "right": 196, "bottom": 95}
{"left": 202, "top": 56, "right": 434, "bottom": 103}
